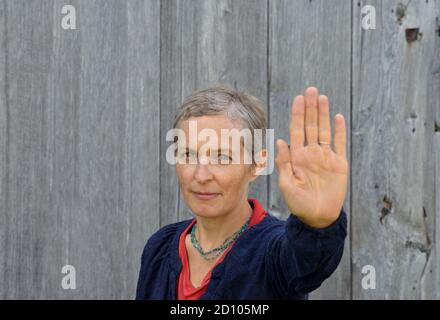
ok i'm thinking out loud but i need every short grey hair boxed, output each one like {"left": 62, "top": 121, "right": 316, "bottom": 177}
{"left": 172, "top": 84, "right": 267, "bottom": 162}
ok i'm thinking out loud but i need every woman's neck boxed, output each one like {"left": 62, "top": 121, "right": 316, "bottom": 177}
{"left": 194, "top": 198, "right": 253, "bottom": 251}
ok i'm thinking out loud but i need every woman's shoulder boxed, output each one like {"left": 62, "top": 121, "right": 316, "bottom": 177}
{"left": 139, "top": 218, "right": 194, "bottom": 263}
{"left": 247, "top": 212, "right": 287, "bottom": 236}
{"left": 257, "top": 212, "right": 286, "bottom": 227}
{"left": 146, "top": 218, "right": 193, "bottom": 246}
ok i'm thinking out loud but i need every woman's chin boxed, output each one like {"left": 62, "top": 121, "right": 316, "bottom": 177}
{"left": 189, "top": 203, "right": 223, "bottom": 218}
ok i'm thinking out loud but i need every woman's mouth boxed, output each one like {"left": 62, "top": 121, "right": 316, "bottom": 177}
{"left": 192, "top": 191, "right": 220, "bottom": 200}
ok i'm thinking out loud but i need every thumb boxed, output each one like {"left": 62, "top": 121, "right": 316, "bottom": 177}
{"left": 275, "top": 139, "right": 293, "bottom": 182}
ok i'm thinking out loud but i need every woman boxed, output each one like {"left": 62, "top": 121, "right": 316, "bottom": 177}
{"left": 136, "top": 85, "right": 348, "bottom": 299}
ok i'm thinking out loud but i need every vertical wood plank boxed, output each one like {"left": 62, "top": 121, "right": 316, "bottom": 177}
{"left": 2, "top": 0, "right": 56, "bottom": 299}
{"left": 68, "top": 0, "right": 160, "bottom": 299}
{"left": 59, "top": 0, "right": 129, "bottom": 299}
{"left": 421, "top": 132, "right": 440, "bottom": 298}
{"left": 352, "top": 0, "right": 439, "bottom": 299}
{"left": 125, "top": 0, "right": 161, "bottom": 299}
{"left": 0, "top": 0, "right": 7, "bottom": 298}
{"left": 269, "top": 0, "right": 352, "bottom": 299}
{"left": 160, "top": 0, "right": 183, "bottom": 227}
{"left": 420, "top": 1, "right": 440, "bottom": 298}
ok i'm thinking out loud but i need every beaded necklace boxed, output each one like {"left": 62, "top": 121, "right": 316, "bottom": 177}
{"left": 190, "top": 217, "right": 251, "bottom": 261}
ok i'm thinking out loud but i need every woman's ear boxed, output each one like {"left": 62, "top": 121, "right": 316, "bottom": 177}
{"left": 249, "top": 149, "right": 268, "bottom": 181}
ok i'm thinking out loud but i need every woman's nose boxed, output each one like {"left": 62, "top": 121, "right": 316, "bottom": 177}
{"left": 194, "top": 163, "right": 214, "bottom": 183}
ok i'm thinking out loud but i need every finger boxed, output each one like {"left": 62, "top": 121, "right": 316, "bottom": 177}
{"left": 334, "top": 114, "right": 347, "bottom": 158}
{"left": 275, "top": 139, "right": 293, "bottom": 183}
{"left": 318, "top": 95, "right": 332, "bottom": 146}
{"left": 304, "top": 87, "right": 319, "bottom": 146}
{"left": 290, "top": 95, "right": 305, "bottom": 149}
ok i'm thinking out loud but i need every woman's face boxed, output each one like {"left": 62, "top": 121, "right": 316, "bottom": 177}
{"left": 175, "top": 115, "right": 258, "bottom": 218}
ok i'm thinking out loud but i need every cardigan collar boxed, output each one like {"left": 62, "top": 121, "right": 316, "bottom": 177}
{"left": 167, "top": 198, "right": 271, "bottom": 278}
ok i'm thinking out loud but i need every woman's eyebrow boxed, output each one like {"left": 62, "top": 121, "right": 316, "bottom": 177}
{"left": 213, "top": 148, "right": 233, "bottom": 154}
{"left": 176, "top": 147, "right": 192, "bottom": 153}
{"left": 179, "top": 147, "right": 233, "bottom": 154}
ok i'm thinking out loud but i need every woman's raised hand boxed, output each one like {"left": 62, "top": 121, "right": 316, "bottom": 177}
{"left": 275, "top": 87, "right": 348, "bottom": 228}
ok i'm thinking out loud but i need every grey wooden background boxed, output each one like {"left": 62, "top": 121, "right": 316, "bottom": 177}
{"left": 0, "top": 0, "right": 439, "bottom": 299}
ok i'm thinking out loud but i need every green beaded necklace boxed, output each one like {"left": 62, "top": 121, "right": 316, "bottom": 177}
{"left": 190, "top": 217, "right": 251, "bottom": 261}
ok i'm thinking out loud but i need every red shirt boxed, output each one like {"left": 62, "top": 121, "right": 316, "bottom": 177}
{"left": 177, "top": 198, "right": 267, "bottom": 300}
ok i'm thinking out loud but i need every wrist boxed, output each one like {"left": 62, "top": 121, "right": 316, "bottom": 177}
{"left": 293, "top": 212, "right": 340, "bottom": 229}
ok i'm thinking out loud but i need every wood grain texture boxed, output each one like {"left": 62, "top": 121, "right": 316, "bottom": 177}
{"left": 352, "top": 0, "right": 440, "bottom": 299}
{"left": 160, "top": 0, "right": 182, "bottom": 228}
{"left": 0, "top": 0, "right": 7, "bottom": 298}
{"left": 420, "top": 0, "right": 440, "bottom": 299}
{"left": 1, "top": 0, "right": 58, "bottom": 299}
{"left": 0, "top": 0, "right": 160, "bottom": 299}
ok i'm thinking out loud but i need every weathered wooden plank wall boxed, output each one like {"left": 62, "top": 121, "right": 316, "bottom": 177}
{"left": 0, "top": 0, "right": 161, "bottom": 299}
{"left": 352, "top": 0, "right": 440, "bottom": 299}
{"left": 0, "top": 0, "right": 439, "bottom": 299}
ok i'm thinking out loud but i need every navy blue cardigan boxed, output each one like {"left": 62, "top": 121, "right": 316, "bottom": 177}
{"left": 136, "top": 208, "right": 347, "bottom": 300}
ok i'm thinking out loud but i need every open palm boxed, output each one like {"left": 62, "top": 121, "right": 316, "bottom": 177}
{"left": 275, "top": 87, "right": 348, "bottom": 228}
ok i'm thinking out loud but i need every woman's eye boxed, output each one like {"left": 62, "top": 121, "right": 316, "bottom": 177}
{"left": 187, "top": 152, "right": 197, "bottom": 160}
{"left": 177, "top": 151, "right": 196, "bottom": 162}
{"left": 217, "top": 154, "right": 232, "bottom": 163}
